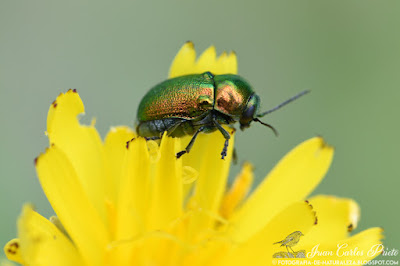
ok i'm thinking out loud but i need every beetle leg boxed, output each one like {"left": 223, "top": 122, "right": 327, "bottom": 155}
{"left": 144, "top": 136, "right": 161, "bottom": 141}
{"left": 213, "top": 121, "right": 231, "bottom": 159}
{"left": 165, "top": 120, "right": 185, "bottom": 137}
{"left": 176, "top": 126, "right": 205, "bottom": 159}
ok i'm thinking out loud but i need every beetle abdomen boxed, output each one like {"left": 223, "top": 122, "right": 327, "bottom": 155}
{"left": 137, "top": 117, "right": 219, "bottom": 138}
{"left": 137, "top": 73, "right": 215, "bottom": 122}
{"left": 137, "top": 118, "right": 188, "bottom": 137}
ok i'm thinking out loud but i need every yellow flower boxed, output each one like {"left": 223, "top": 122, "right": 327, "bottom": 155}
{"left": 4, "top": 42, "right": 383, "bottom": 266}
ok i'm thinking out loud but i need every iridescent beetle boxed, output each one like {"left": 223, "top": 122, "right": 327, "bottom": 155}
{"left": 136, "top": 71, "right": 308, "bottom": 159}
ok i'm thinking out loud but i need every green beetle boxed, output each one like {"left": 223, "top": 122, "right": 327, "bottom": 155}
{"left": 136, "top": 71, "right": 308, "bottom": 159}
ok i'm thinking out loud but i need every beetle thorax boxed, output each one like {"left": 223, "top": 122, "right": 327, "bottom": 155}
{"left": 215, "top": 81, "right": 246, "bottom": 117}
{"left": 213, "top": 75, "right": 255, "bottom": 120}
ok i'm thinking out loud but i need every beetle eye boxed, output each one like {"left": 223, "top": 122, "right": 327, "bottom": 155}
{"left": 240, "top": 104, "right": 256, "bottom": 129}
{"left": 243, "top": 105, "right": 256, "bottom": 120}
{"left": 239, "top": 94, "right": 259, "bottom": 130}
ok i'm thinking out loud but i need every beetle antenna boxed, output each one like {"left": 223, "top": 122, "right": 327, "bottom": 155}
{"left": 257, "top": 90, "right": 310, "bottom": 117}
{"left": 253, "top": 118, "right": 278, "bottom": 136}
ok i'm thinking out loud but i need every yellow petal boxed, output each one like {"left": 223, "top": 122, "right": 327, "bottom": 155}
{"left": 215, "top": 51, "right": 238, "bottom": 74}
{"left": 49, "top": 216, "right": 69, "bottom": 237}
{"left": 169, "top": 41, "right": 197, "bottom": 78}
{"left": 181, "top": 135, "right": 202, "bottom": 199}
{"left": 147, "top": 135, "right": 183, "bottom": 230}
{"left": 220, "top": 162, "right": 254, "bottom": 219}
{"left": 228, "top": 137, "right": 334, "bottom": 242}
{"left": 46, "top": 90, "right": 108, "bottom": 223}
{"left": 196, "top": 46, "right": 238, "bottom": 75}
{"left": 196, "top": 46, "right": 217, "bottom": 73}
{"left": 222, "top": 201, "right": 317, "bottom": 266}
{"left": 169, "top": 42, "right": 238, "bottom": 78}
{"left": 115, "top": 137, "right": 150, "bottom": 235}
{"left": 17, "top": 204, "right": 84, "bottom": 266}
{"left": 104, "top": 126, "right": 136, "bottom": 203}
{"left": 35, "top": 145, "right": 109, "bottom": 266}
{"left": 111, "top": 137, "right": 150, "bottom": 265}
{"left": 224, "top": 51, "right": 238, "bottom": 74}
{"left": 183, "top": 238, "right": 231, "bottom": 266}
{"left": 301, "top": 195, "right": 360, "bottom": 245}
{"left": 4, "top": 239, "right": 24, "bottom": 265}
{"left": 216, "top": 51, "right": 228, "bottom": 73}
{"left": 186, "top": 129, "right": 235, "bottom": 233}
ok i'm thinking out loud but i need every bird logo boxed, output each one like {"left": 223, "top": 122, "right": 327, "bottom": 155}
{"left": 273, "top": 231, "right": 305, "bottom": 257}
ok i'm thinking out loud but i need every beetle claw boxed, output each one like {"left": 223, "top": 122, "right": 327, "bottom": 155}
{"left": 176, "top": 150, "right": 186, "bottom": 159}
{"left": 220, "top": 150, "right": 227, "bottom": 159}
{"left": 220, "top": 139, "right": 229, "bottom": 159}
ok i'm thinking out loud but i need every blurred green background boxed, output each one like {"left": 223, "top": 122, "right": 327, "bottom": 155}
{"left": 1, "top": 0, "right": 399, "bottom": 262}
